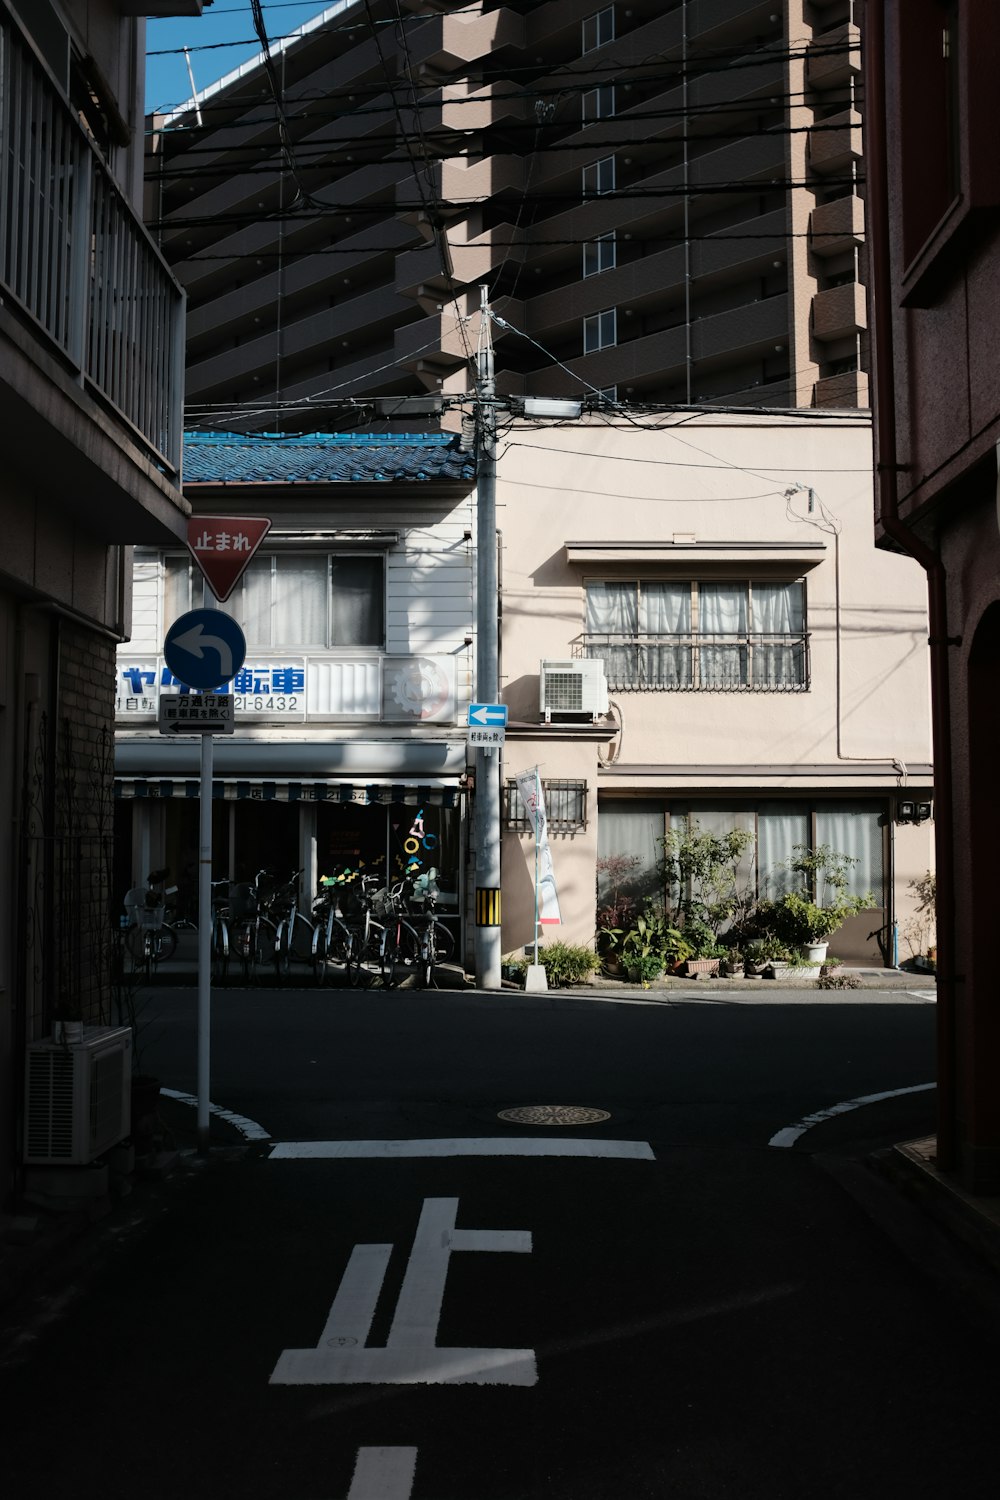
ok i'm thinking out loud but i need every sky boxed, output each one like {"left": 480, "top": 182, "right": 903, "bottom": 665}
{"left": 145, "top": 1, "right": 334, "bottom": 116}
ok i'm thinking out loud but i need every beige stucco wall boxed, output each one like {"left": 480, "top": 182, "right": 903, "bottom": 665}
{"left": 496, "top": 413, "right": 934, "bottom": 955}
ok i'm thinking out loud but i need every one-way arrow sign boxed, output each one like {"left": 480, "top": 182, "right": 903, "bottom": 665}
{"left": 468, "top": 703, "right": 508, "bottom": 727}
{"left": 158, "top": 693, "right": 235, "bottom": 735}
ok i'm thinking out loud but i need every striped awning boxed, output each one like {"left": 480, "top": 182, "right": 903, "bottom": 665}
{"left": 115, "top": 779, "right": 459, "bottom": 807}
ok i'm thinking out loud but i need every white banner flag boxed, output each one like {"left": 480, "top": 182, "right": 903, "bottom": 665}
{"left": 514, "top": 769, "right": 562, "bottom": 925}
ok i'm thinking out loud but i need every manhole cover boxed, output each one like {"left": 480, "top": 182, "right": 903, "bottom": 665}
{"left": 497, "top": 1105, "right": 611, "bottom": 1126}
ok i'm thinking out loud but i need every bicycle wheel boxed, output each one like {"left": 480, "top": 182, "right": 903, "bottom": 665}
{"left": 312, "top": 924, "right": 328, "bottom": 986}
{"left": 379, "top": 924, "right": 399, "bottom": 988}
{"left": 212, "top": 918, "right": 229, "bottom": 984}
{"left": 124, "top": 925, "right": 146, "bottom": 962}
{"left": 236, "top": 922, "right": 255, "bottom": 984}
{"left": 274, "top": 919, "right": 292, "bottom": 982}
{"left": 152, "top": 925, "right": 178, "bottom": 965}
{"left": 344, "top": 926, "right": 364, "bottom": 987}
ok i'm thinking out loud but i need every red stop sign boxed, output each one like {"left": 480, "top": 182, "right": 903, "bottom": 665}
{"left": 186, "top": 517, "right": 271, "bottom": 602}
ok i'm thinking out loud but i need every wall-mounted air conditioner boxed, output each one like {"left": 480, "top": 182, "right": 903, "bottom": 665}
{"left": 539, "top": 659, "right": 609, "bottom": 723}
{"left": 24, "top": 1027, "right": 132, "bottom": 1166}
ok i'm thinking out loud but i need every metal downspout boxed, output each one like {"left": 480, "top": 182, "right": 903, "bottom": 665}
{"left": 864, "top": 0, "right": 957, "bottom": 1170}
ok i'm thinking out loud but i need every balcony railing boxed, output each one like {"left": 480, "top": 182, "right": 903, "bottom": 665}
{"left": 0, "top": 13, "right": 183, "bottom": 474}
{"left": 581, "top": 633, "right": 810, "bottom": 692}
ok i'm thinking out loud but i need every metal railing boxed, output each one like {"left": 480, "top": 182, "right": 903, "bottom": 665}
{"left": 0, "top": 13, "right": 183, "bottom": 474}
{"left": 580, "top": 633, "right": 810, "bottom": 692}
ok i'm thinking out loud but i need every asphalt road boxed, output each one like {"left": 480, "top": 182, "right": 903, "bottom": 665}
{"left": 6, "top": 986, "right": 999, "bottom": 1500}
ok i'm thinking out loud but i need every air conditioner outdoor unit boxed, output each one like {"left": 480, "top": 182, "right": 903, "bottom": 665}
{"left": 24, "top": 1027, "right": 132, "bottom": 1166}
{"left": 539, "top": 659, "right": 609, "bottom": 723}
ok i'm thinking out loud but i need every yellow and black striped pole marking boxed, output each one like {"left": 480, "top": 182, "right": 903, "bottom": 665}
{"left": 476, "top": 887, "right": 501, "bottom": 926}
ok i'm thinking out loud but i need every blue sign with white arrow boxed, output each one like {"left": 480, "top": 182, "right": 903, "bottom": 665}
{"left": 164, "top": 609, "right": 247, "bottom": 691}
{"left": 468, "top": 702, "right": 508, "bottom": 728}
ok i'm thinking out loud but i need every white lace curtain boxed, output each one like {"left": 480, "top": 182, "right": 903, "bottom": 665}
{"left": 586, "top": 580, "right": 804, "bottom": 688}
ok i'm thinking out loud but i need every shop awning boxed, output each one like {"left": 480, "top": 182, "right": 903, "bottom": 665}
{"left": 115, "top": 779, "right": 460, "bottom": 807}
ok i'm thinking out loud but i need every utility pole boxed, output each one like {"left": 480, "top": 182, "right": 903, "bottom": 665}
{"left": 473, "top": 286, "right": 502, "bottom": 989}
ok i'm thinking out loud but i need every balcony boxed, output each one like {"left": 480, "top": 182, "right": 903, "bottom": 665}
{"left": 807, "top": 21, "right": 861, "bottom": 92}
{"left": 811, "top": 282, "right": 866, "bottom": 342}
{"left": 808, "top": 109, "right": 862, "bottom": 177}
{"left": 581, "top": 633, "right": 810, "bottom": 692}
{"left": 809, "top": 195, "right": 864, "bottom": 259}
{"left": 1, "top": 12, "right": 183, "bottom": 475}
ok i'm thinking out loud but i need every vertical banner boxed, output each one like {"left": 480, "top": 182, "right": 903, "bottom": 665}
{"left": 514, "top": 769, "right": 562, "bottom": 925}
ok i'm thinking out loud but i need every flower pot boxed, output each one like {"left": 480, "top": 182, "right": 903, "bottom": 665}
{"left": 683, "top": 958, "right": 721, "bottom": 977}
{"left": 800, "top": 941, "right": 829, "bottom": 964}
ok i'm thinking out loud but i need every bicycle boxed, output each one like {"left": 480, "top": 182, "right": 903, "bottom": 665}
{"left": 405, "top": 870, "right": 454, "bottom": 989}
{"left": 340, "top": 872, "right": 389, "bottom": 987}
{"left": 210, "top": 880, "right": 232, "bottom": 985}
{"left": 123, "top": 868, "right": 178, "bottom": 980}
{"left": 311, "top": 870, "right": 358, "bottom": 986}
{"left": 229, "top": 873, "right": 266, "bottom": 984}
{"left": 376, "top": 879, "right": 419, "bottom": 989}
{"left": 271, "top": 868, "right": 311, "bottom": 983}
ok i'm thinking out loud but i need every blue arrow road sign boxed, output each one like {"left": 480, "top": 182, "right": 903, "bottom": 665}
{"left": 468, "top": 702, "right": 508, "bottom": 728}
{"left": 164, "top": 609, "right": 247, "bottom": 691}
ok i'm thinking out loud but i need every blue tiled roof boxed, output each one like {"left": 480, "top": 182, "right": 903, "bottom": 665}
{"left": 183, "top": 431, "right": 476, "bottom": 485}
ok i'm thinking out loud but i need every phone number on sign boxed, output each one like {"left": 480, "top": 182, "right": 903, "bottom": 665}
{"left": 234, "top": 695, "right": 300, "bottom": 712}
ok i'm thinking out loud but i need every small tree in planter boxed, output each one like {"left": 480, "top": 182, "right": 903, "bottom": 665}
{"left": 658, "top": 824, "right": 757, "bottom": 958}
{"left": 771, "top": 845, "right": 875, "bottom": 960}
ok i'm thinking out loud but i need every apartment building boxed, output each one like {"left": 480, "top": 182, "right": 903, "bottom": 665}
{"left": 0, "top": 0, "right": 193, "bottom": 1201}
{"left": 865, "top": 0, "right": 1000, "bottom": 1191}
{"left": 146, "top": 0, "right": 865, "bottom": 425}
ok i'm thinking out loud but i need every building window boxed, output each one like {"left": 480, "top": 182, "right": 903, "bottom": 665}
{"left": 505, "top": 779, "right": 588, "bottom": 833}
{"left": 582, "top": 84, "right": 615, "bottom": 126}
{"left": 163, "top": 552, "right": 385, "bottom": 650}
{"left": 597, "top": 385, "right": 618, "bottom": 405}
{"left": 899, "top": 0, "right": 960, "bottom": 266}
{"left": 597, "top": 800, "right": 886, "bottom": 912}
{"left": 583, "top": 232, "right": 616, "bottom": 278}
{"left": 582, "top": 156, "right": 615, "bottom": 197}
{"left": 583, "top": 308, "right": 617, "bottom": 353}
{"left": 582, "top": 7, "right": 615, "bottom": 53}
{"left": 583, "top": 579, "right": 808, "bottom": 690}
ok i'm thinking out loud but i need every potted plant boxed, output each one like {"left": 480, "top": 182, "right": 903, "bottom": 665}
{"left": 620, "top": 904, "right": 693, "bottom": 981}
{"left": 772, "top": 846, "right": 875, "bottom": 962}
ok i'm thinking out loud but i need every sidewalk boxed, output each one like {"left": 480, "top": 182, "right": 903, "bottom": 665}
{"left": 0, "top": 1093, "right": 248, "bottom": 1332}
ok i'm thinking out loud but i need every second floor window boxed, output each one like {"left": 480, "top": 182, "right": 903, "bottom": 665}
{"left": 582, "top": 156, "right": 615, "bottom": 197}
{"left": 164, "top": 552, "right": 385, "bottom": 650}
{"left": 583, "top": 232, "right": 616, "bottom": 278}
{"left": 584, "top": 579, "right": 807, "bottom": 691}
{"left": 582, "top": 7, "right": 615, "bottom": 53}
{"left": 583, "top": 308, "right": 617, "bottom": 352}
{"left": 582, "top": 84, "right": 615, "bottom": 125}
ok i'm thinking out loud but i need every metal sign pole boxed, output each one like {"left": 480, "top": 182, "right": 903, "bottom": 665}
{"left": 197, "top": 729, "right": 213, "bottom": 1152}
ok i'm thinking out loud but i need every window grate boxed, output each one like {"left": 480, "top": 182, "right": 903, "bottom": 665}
{"left": 505, "top": 779, "right": 588, "bottom": 833}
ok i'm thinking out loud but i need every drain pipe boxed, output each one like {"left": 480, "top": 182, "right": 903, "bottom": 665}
{"left": 864, "top": 1, "right": 957, "bottom": 1171}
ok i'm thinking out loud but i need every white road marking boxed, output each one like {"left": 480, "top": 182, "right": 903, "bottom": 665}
{"left": 160, "top": 1087, "right": 271, "bottom": 1141}
{"left": 268, "top": 1136, "right": 654, "bottom": 1161}
{"left": 906, "top": 990, "right": 937, "bottom": 1001}
{"left": 347, "top": 1447, "right": 418, "bottom": 1500}
{"left": 768, "top": 1082, "right": 935, "bottom": 1148}
{"left": 270, "top": 1197, "right": 537, "bottom": 1387}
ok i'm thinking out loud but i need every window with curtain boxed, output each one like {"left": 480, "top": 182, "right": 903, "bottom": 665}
{"left": 584, "top": 579, "right": 807, "bottom": 690}
{"left": 598, "top": 797, "right": 888, "bottom": 913}
{"left": 162, "top": 552, "right": 384, "bottom": 649}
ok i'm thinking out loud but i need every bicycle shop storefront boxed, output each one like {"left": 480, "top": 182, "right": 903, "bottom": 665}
{"left": 113, "top": 740, "right": 467, "bottom": 951}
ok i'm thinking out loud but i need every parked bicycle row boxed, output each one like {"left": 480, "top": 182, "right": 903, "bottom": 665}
{"left": 120, "top": 863, "right": 456, "bottom": 988}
